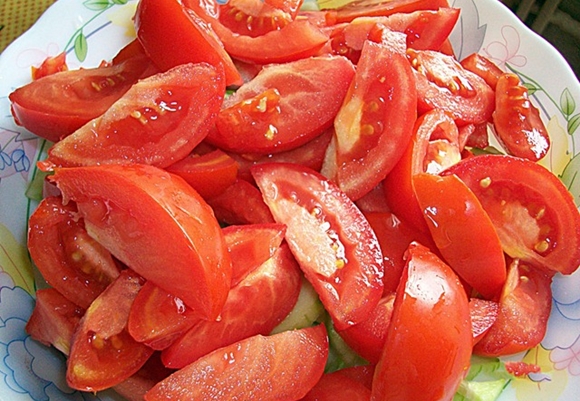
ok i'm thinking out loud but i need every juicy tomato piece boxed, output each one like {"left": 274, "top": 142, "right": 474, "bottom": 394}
{"left": 67, "top": 270, "right": 154, "bottom": 392}
{"left": 337, "top": 365, "right": 376, "bottom": 389}
{"left": 383, "top": 108, "right": 460, "bottom": 233}
{"left": 459, "top": 122, "right": 490, "bottom": 150}
{"left": 112, "top": 353, "right": 174, "bottom": 401}
{"left": 413, "top": 173, "right": 507, "bottom": 299}
{"left": 134, "top": 0, "right": 242, "bottom": 86}
{"left": 301, "top": 369, "right": 372, "bottom": 401}
{"left": 50, "top": 164, "right": 233, "bottom": 320}
{"left": 460, "top": 53, "right": 503, "bottom": 90}
{"left": 25, "top": 288, "right": 85, "bottom": 356}
{"left": 211, "top": 17, "right": 330, "bottom": 64}
{"left": 473, "top": 260, "right": 553, "bottom": 357}
{"left": 492, "top": 73, "right": 550, "bottom": 161}
{"left": 207, "top": 178, "right": 275, "bottom": 225}
{"left": 252, "top": 163, "right": 384, "bottom": 330}
{"left": 322, "top": 40, "right": 416, "bottom": 201}
{"left": 208, "top": 56, "right": 354, "bottom": 154}
{"left": 182, "top": 0, "right": 220, "bottom": 19}
{"left": 146, "top": 325, "right": 328, "bottom": 400}
{"left": 161, "top": 244, "right": 301, "bottom": 369}
{"left": 328, "top": 0, "right": 451, "bottom": 23}
{"left": 337, "top": 294, "right": 395, "bottom": 364}
{"left": 355, "top": 182, "right": 391, "bottom": 214}
{"left": 223, "top": 223, "right": 287, "bottom": 286}
{"left": 219, "top": 0, "right": 303, "bottom": 37}
{"left": 372, "top": 242, "right": 472, "bottom": 401}
{"left": 228, "top": 126, "right": 334, "bottom": 182}
{"left": 443, "top": 154, "right": 580, "bottom": 275}
{"left": 408, "top": 48, "right": 495, "bottom": 125}
{"left": 28, "top": 196, "right": 120, "bottom": 309}
{"left": 31, "top": 52, "right": 68, "bottom": 80}
{"left": 128, "top": 281, "right": 199, "bottom": 351}
{"left": 9, "top": 56, "right": 151, "bottom": 142}
{"left": 469, "top": 298, "right": 499, "bottom": 345}
{"left": 364, "top": 211, "right": 436, "bottom": 294}
{"left": 165, "top": 149, "right": 238, "bottom": 199}
{"left": 41, "top": 63, "right": 225, "bottom": 170}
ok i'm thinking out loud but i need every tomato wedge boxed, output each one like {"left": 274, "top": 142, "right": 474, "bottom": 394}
{"left": 322, "top": 39, "right": 416, "bottom": 200}
{"left": 145, "top": 325, "right": 329, "bottom": 401}
{"left": 9, "top": 56, "right": 151, "bottom": 142}
{"left": 328, "top": 0, "right": 451, "bottom": 23}
{"left": 252, "top": 162, "right": 384, "bottom": 330}
{"left": 134, "top": 0, "right": 242, "bottom": 86}
{"left": 41, "top": 63, "right": 225, "bottom": 170}
{"left": 208, "top": 55, "right": 355, "bottom": 154}
{"left": 67, "top": 270, "right": 154, "bottom": 392}
{"left": 443, "top": 154, "right": 580, "bottom": 275}
{"left": 50, "top": 164, "right": 233, "bottom": 320}
{"left": 302, "top": 369, "right": 372, "bottom": 401}
{"left": 28, "top": 196, "right": 121, "bottom": 309}
{"left": 372, "top": 242, "right": 472, "bottom": 401}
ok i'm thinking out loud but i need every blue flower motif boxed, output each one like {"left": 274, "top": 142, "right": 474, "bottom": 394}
{"left": 11, "top": 149, "right": 30, "bottom": 173}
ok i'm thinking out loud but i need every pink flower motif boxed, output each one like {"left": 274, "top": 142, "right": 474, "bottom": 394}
{"left": 15, "top": 42, "right": 63, "bottom": 72}
{"left": 482, "top": 25, "right": 528, "bottom": 70}
{"left": 550, "top": 335, "right": 580, "bottom": 376}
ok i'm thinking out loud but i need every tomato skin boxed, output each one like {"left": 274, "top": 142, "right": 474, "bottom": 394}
{"left": 443, "top": 154, "right": 580, "bottom": 275}
{"left": 51, "top": 164, "right": 232, "bottom": 321}
{"left": 469, "top": 298, "right": 499, "bottom": 345}
{"left": 323, "top": 39, "right": 417, "bottom": 200}
{"left": 42, "top": 63, "right": 225, "bottom": 170}
{"left": 145, "top": 325, "right": 329, "bottom": 401}
{"left": 25, "top": 288, "right": 85, "bottom": 356}
{"left": 413, "top": 173, "right": 506, "bottom": 299}
{"left": 301, "top": 369, "right": 372, "bottom": 401}
{"left": 67, "top": 270, "right": 154, "bottom": 392}
{"left": 28, "top": 196, "right": 121, "bottom": 309}
{"left": 408, "top": 48, "right": 495, "bottom": 125}
{"left": 252, "top": 162, "right": 384, "bottom": 330}
{"left": 31, "top": 52, "right": 68, "bottom": 80}
{"left": 492, "top": 73, "right": 550, "bottom": 161}
{"left": 328, "top": 0, "right": 451, "bottom": 23}
{"left": 165, "top": 149, "right": 238, "bottom": 199}
{"left": 460, "top": 53, "right": 503, "bottom": 90}
{"left": 135, "top": 0, "right": 242, "bottom": 86}
{"left": 161, "top": 244, "right": 302, "bottom": 369}
{"left": 9, "top": 56, "right": 151, "bottom": 142}
{"left": 371, "top": 242, "right": 472, "bottom": 401}
{"left": 473, "top": 260, "right": 553, "bottom": 357}
{"left": 208, "top": 56, "right": 355, "bottom": 154}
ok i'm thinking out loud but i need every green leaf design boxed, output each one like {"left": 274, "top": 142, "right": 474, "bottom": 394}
{"left": 560, "top": 88, "right": 576, "bottom": 117}
{"left": 523, "top": 82, "right": 538, "bottom": 95}
{"left": 568, "top": 113, "right": 580, "bottom": 136}
{"left": 111, "top": 0, "right": 129, "bottom": 4}
{"left": 74, "top": 32, "right": 88, "bottom": 62}
{"left": 83, "top": 0, "right": 112, "bottom": 11}
{"left": 560, "top": 152, "right": 580, "bottom": 206}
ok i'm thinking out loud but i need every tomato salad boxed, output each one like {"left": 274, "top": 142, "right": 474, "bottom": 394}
{"left": 11, "top": 0, "right": 580, "bottom": 400}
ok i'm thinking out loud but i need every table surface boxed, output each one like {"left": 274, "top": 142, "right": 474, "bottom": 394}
{"left": 0, "top": 0, "right": 57, "bottom": 53}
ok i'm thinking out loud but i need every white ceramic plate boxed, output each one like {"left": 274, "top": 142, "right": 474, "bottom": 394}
{"left": 0, "top": 0, "right": 579, "bottom": 400}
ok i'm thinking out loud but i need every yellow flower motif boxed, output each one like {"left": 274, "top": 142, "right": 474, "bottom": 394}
{"left": 538, "top": 115, "right": 571, "bottom": 176}
{"left": 107, "top": 2, "right": 138, "bottom": 39}
{"left": 0, "top": 223, "right": 35, "bottom": 294}
{"left": 512, "top": 345, "right": 568, "bottom": 401}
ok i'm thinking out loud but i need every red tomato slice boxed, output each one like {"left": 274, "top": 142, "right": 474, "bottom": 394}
{"left": 146, "top": 325, "right": 328, "bottom": 400}
{"left": 469, "top": 298, "right": 499, "bottom": 345}
{"left": 134, "top": 0, "right": 242, "bottom": 86}
{"left": 412, "top": 173, "right": 507, "bottom": 299}
{"left": 492, "top": 73, "right": 550, "bottom": 161}
{"left": 41, "top": 63, "right": 225, "bottom": 170}
{"left": 460, "top": 53, "right": 503, "bottom": 90}
{"left": 208, "top": 55, "right": 355, "bottom": 154}
{"left": 252, "top": 162, "right": 384, "bottom": 330}
{"left": 206, "top": 178, "right": 276, "bottom": 225}
{"left": 9, "top": 56, "right": 151, "bottom": 142}
{"left": 67, "top": 270, "right": 154, "bottom": 392}
{"left": 327, "top": 0, "right": 450, "bottom": 23}
{"left": 322, "top": 39, "right": 416, "bottom": 201}
{"left": 165, "top": 149, "right": 238, "bottom": 199}
{"left": 301, "top": 369, "right": 372, "bottom": 401}
{"left": 50, "top": 164, "right": 233, "bottom": 320}
{"left": 112, "top": 354, "right": 174, "bottom": 401}
{"left": 28, "top": 196, "right": 121, "bottom": 309}
{"left": 218, "top": 0, "right": 301, "bottom": 37}
{"left": 408, "top": 48, "right": 495, "bottom": 125}
{"left": 443, "top": 154, "right": 580, "bottom": 275}
{"left": 161, "top": 244, "right": 301, "bottom": 369}
{"left": 372, "top": 242, "right": 472, "bottom": 401}
{"left": 31, "top": 52, "right": 68, "bottom": 80}
{"left": 383, "top": 108, "right": 460, "bottom": 233}
{"left": 473, "top": 260, "right": 553, "bottom": 357}
{"left": 211, "top": 17, "right": 330, "bottom": 64}
{"left": 182, "top": 0, "right": 220, "bottom": 19}
{"left": 25, "top": 288, "right": 85, "bottom": 356}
